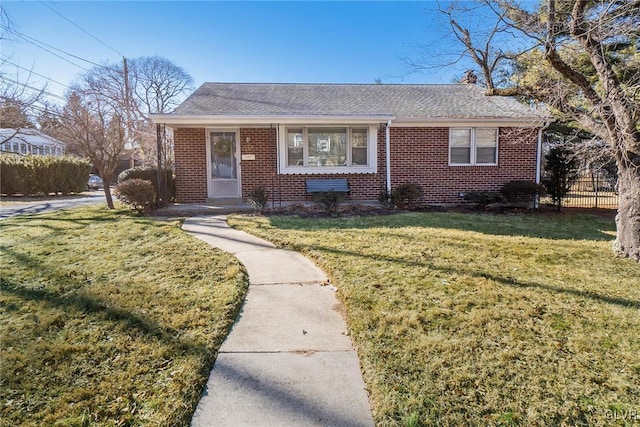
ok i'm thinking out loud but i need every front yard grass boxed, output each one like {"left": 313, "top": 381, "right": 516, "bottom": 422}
{"left": 1, "top": 207, "right": 248, "bottom": 426}
{"left": 229, "top": 212, "right": 640, "bottom": 427}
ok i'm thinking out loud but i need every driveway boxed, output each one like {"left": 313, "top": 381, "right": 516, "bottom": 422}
{"left": 0, "top": 192, "right": 107, "bottom": 219}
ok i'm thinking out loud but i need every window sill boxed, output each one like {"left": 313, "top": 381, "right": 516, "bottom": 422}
{"left": 449, "top": 163, "right": 498, "bottom": 167}
{"left": 280, "top": 166, "right": 376, "bottom": 175}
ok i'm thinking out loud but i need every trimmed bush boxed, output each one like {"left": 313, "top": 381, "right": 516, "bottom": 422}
{"left": 392, "top": 183, "right": 423, "bottom": 210}
{"left": 247, "top": 185, "right": 269, "bottom": 212}
{"left": 378, "top": 189, "right": 394, "bottom": 209}
{"left": 0, "top": 154, "right": 90, "bottom": 196}
{"left": 115, "top": 179, "right": 155, "bottom": 213}
{"left": 118, "top": 167, "right": 174, "bottom": 206}
{"left": 313, "top": 191, "right": 344, "bottom": 217}
{"left": 500, "top": 180, "right": 541, "bottom": 207}
{"left": 463, "top": 191, "right": 505, "bottom": 208}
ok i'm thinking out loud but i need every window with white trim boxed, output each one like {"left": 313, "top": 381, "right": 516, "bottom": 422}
{"left": 449, "top": 128, "right": 498, "bottom": 165}
{"left": 280, "top": 125, "right": 377, "bottom": 174}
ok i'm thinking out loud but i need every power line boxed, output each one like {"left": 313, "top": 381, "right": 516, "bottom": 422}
{"left": 1, "top": 23, "right": 117, "bottom": 71}
{"left": 15, "top": 28, "right": 104, "bottom": 68}
{"left": 1, "top": 57, "right": 73, "bottom": 90}
{"left": 39, "top": 1, "right": 124, "bottom": 57}
{"left": 15, "top": 101, "right": 65, "bottom": 119}
{"left": 0, "top": 24, "right": 92, "bottom": 72}
{"left": 4, "top": 25, "right": 104, "bottom": 68}
{"left": 0, "top": 76, "right": 66, "bottom": 100}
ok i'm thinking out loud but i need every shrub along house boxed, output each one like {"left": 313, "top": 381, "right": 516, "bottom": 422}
{"left": 151, "top": 83, "right": 550, "bottom": 205}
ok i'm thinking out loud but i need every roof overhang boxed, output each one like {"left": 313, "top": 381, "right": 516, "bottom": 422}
{"left": 391, "top": 117, "right": 552, "bottom": 128}
{"left": 150, "top": 114, "right": 552, "bottom": 129}
{"left": 150, "top": 114, "right": 395, "bottom": 128}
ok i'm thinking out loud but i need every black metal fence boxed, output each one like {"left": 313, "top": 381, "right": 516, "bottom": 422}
{"left": 542, "top": 171, "right": 618, "bottom": 209}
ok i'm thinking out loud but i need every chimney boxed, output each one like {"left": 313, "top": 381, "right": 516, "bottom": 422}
{"left": 461, "top": 70, "right": 477, "bottom": 84}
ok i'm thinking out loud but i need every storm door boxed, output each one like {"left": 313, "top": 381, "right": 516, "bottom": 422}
{"left": 208, "top": 130, "right": 240, "bottom": 198}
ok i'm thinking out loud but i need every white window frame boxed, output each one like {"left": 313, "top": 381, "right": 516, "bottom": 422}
{"left": 449, "top": 127, "right": 499, "bottom": 166}
{"left": 278, "top": 124, "right": 377, "bottom": 174}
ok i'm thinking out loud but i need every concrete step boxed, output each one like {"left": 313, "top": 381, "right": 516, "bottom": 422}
{"left": 206, "top": 197, "right": 245, "bottom": 205}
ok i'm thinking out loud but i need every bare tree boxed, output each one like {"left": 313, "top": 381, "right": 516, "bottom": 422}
{"left": 428, "top": 0, "right": 640, "bottom": 261}
{"left": 0, "top": 65, "right": 46, "bottom": 147}
{"left": 1, "top": 6, "right": 47, "bottom": 146}
{"left": 55, "top": 57, "right": 192, "bottom": 208}
{"left": 406, "top": 1, "right": 522, "bottom": 89}
{"left": 58, "top": 66, "right": 128, "bottom": 209}
{"left": 129, "top": 56, "right": 193, "bottom": 116}
{"left": 128, "top": 56, "right": 193, "bottom": 204}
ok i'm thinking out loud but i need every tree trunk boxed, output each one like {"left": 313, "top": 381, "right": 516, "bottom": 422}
{"left": 103, "top": 186, "right": 115, "bottom": 210}
{"left": 614, "top": 165, "right": 640, "bottom": 261}
{"left": 100, "top": 172, "right": 115, "bottom": 210}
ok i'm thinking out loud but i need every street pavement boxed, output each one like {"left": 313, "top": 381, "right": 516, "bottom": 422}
{"left": 0, "top": 192, "right": 106, "bottom": 219}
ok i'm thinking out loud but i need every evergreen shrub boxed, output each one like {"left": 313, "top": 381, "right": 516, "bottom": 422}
{"left": 0, "top": 154, "right": 90, "bottom": 195}
{"left": 115, "top": 179, "right": 156, "bottom": 213}
{"left": 118, "top": 167, "right": 174, "bottom": 205}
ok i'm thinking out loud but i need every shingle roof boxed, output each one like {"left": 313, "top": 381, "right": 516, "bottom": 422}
{"left": 173, "top": 83, "right": 545, "bottom": 120}
{"left": 0, "top": 128, "right": 65, "bottom": 146}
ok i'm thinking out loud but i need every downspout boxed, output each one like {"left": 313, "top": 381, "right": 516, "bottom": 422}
{"left": 385, "top": 120, "right": 392, "bottom": 195}
{"left": 276, "top": 123, "right": 282, "bottom": 207}
{"left": 274, "top": 123, "right": 281, "bottom": 207}
{"left": 535, "top": 120, "right": 551, "bottom": 208}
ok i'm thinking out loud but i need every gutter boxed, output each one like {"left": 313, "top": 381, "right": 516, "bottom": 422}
{"left": 150, "top": 114, "right": 395, "bottom": 127}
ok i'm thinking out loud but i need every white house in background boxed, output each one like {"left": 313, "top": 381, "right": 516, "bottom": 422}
{"left": 0, "top": 128, "right": 65, "bottom": 157}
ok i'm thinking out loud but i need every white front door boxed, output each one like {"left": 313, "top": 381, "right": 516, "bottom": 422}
{"left": 207, "top": 130, "right": 240, "bottom": 198}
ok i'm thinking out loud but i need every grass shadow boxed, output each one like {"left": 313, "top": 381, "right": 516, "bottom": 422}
{"left": 1, "top": 240, "right": 246, "bottom": 426}
{"left": 264, "top": 211, "right": 617, "bottom": 242}
{"left": 305, "top": 242, "right": 640, "bottom": 310}
{"left": 0, "top": 208, "right": 164, "bottom": 235}
{"left": 0, "top": 243, "right": 215, "bottom": 353}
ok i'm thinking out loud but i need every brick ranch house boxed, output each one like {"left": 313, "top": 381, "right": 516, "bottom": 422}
{"left": 151, "top": 83, "right": 550, "bottom": 205}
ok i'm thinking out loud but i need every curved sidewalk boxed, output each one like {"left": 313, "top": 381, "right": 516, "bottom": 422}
{"left": 183, "top": 216, "right": 375, "bottom": 427}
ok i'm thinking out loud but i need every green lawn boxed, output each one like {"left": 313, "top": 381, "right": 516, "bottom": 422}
{"left": 1, "top": 207, "right": 248, "bottom": 426}
{"left": 229, "top": 212, "right": 640, "bottom": 427}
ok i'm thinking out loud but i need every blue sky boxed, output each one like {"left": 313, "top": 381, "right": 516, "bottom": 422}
{"left": 1, "top": 1, "right": 476, "bottom": 103}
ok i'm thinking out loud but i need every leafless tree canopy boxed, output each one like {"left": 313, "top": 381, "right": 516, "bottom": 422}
{"left": 129, "top": 56, "right": 193, "bottom": 116}
{"left": 128, "top": 56, "right": 193, "bottom": 170}
{"left": 54, "top": 57, "right": 193, "bottom": 208}
{"left": 58, "top": 66, "right": 128, "bottom": 209}
{"left": 0, "top": 64, "right": 47, "bottom": 146}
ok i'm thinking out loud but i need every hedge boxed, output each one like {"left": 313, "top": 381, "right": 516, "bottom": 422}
{"left": 500, "top": 180, "right": 541, "bottom": 207}
{"left": 0, "top": 154, "right": 91, "bottom": 196}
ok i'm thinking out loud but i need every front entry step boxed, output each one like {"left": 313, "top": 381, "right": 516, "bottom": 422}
{"left": 206, "top": 197, "right": 244, "bottom": 206}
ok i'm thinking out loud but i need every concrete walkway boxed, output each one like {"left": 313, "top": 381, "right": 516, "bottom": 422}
{"left": 183, "top": 216, "right": 375, "bottom": 427}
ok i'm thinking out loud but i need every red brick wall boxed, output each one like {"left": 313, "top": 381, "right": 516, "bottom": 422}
{"left": 173, "top": 128, "right": 207, "bottom": 203}
{"left": 389, "top": 127, "right": 538, "bottom": 203}
{"left": 239, "top": 128, "right": 277, "bottom": 199}
{"left": 172, "top": 126, "right": 538, "bottom": 204}
{"left": 239, "top": 127, "right": 384, "bottom": 202}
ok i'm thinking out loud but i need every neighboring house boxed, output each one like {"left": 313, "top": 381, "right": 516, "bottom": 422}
{"left": 0, "top": 128, "right": 65, "bottom": 157}
{"left": 151, "top": 83, "right": 550, "bottom": 204}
